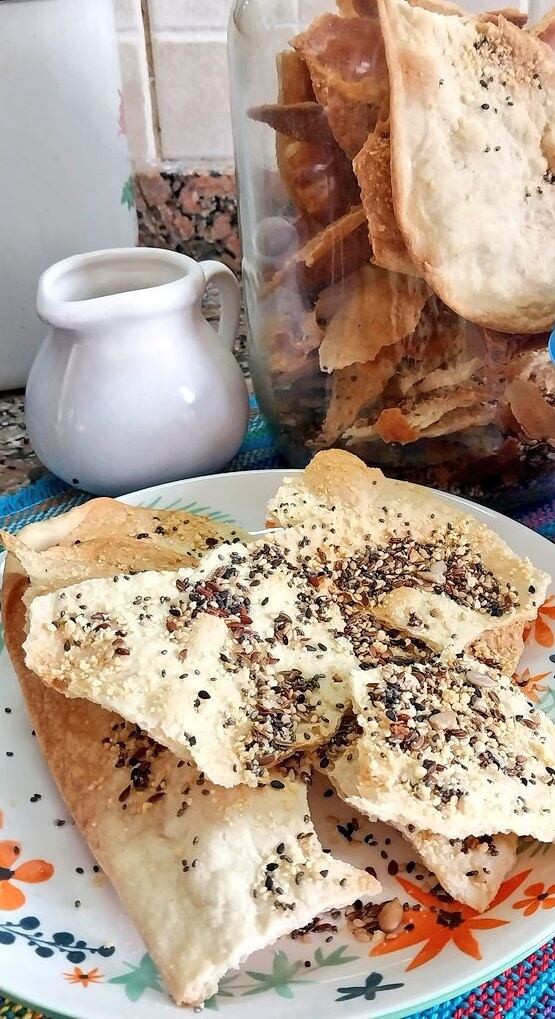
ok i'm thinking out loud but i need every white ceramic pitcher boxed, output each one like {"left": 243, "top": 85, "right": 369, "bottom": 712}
{"left": 26, "top": 248, "right": 249, "bottom": 496}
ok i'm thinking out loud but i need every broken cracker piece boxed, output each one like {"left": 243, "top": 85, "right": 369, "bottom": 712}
{"left": 506, "top": 378, "right": 555, "bottom": 442}
{"left": 316, "top": 658, "right": 555, "bottom": 842}
{"left": 318, "top": 264, "right": 431, "bottom": 372}
{"left": 249, "top": 102, "right": 336, "bottom": 146}
{"left": 354, "top": 117, "right": 418, "bottom": 276}
{"left": 292, "top": 14, "right": 388, "bottom": 157}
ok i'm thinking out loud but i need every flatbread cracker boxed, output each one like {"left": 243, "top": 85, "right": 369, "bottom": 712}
{"left": 406, "top": 831, "right": 518, "bottom": 912}
{"left": 249, "top": 102, "right": 336, "bottom": 146}
{"left": 354, "top": 117, "right": 418, "bottom": 276}
{"left": 267, "top": 451, "right": 549, "bottom": 655}
{"left": 316, "top": 722, "right": 518, "bottom": 910}
{"left": 277, "top": 50, "right": 316, "bottom": 104}
{"left": 24, "top": 533, "right": 361, "bottom": 787}
{"left": 365, "top": 383, "right": 493, "bottom": 444}
{"left": 274, "top": 47, "right": 361, "bottom": 223}
{"left": 506, "top": 378, "right": 555, "bottom": 441}
{"left": 379, "top": 0, "right": 555, "bottom": 332}
{"left": 3, "top": 506, "right": 378, "bottom": 1007}
{"left": 265, "top": 310, "right": 323, "bottom": 380}
{"left": 337, "top": 0, "right": 379, "bottom": 15}
{"left": 531, "top": 6, "right": 555, "bottom": 49}
{"left": 277, "top": 136, "right": 362, "bottom": 224}
{"left": 1, "top": 500, "right": 246, "bottom": 595}
{"left": 292, "top": 14, "right": 388, "bottom": 156}
{"left": 318, "top": 265, "right": 431, "bottom": 372}
{"left": 317, "top": 341, "right": 404, "bottom": 445}
{"left": 467, "top": 622, "right": 525, "bottom": 677}
{"left": 316, "top": 658, "right": 555, "bottom": 841}
{"left": 268, "top": 206, "right": 371, "bottom": 297}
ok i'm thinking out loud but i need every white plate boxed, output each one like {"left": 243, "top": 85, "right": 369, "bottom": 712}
{"left": 1, "top": 470, "right": 554, "bottom": 1019}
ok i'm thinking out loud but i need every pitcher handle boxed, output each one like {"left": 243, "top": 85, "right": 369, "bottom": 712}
{"left": 200, "top": 260, "right": 241, "bottom": 351}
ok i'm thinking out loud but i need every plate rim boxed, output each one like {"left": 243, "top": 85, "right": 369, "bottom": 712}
{"left": 1, "top": 467, "right": 554, "bottom": 1019}
{"left": 0, "top": 932, "right": 551, "bottom": 1019}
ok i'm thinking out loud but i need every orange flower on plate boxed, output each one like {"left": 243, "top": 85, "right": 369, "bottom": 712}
{"left": 513, "top": 882, "right": 555, "bottom": 916}
{"left": 64, "top": 966, "right": 104, "bottom": 987}
{"left": 524, "top": 596, "right": 555, "bottom": 648}
{"left": 371, "top": 870, "right": 530, "bottom": 971}
{"left": 0, "top": 839, "right": 54, "bottom": 910}
{"left": 513, "top": 668, "right": 551, "bottom": 702}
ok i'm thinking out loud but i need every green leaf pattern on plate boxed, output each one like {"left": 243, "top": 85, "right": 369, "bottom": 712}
{"left": 539, "top": 687, "right": 555, "bottom": 721}
{"left": 203, "top": 945, "right": 362, "bottom": 1008}
{"left": 138, "top": 497, "right": 236, "bottom": 523}
{"left": 108, "top": 953, "right": 163, "bottom": 1002}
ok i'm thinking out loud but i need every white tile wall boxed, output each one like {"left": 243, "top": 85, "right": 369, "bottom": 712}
{"left": 148, "top": 0, "right": 232, "bottom": 31}
{"left": 113, "top": 0, "right": 144, "bottom": 31}
{"left": 113, "top": 0, "right": 234, "bottom": 166}
{"left": 151, "top": 35, "right": 234, "bottom": 163}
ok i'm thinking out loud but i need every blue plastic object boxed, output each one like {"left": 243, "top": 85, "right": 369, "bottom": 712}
{"left": 549, "top": 326, "right": 555, "bottom": 363}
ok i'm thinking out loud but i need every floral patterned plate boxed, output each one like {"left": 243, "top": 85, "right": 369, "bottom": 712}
{"left": 1, "top": 469, "right": 554, "bottom": 1019}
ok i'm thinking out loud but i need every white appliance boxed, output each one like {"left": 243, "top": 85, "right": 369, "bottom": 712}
{"left": 0, "top": 0, "right": 137, "bottom": 389}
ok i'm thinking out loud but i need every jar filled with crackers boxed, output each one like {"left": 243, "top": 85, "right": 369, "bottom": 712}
{"left": 229, "top": 0, "right": 555, "bottom": 494}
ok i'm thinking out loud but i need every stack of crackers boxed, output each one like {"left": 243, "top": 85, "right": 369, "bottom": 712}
{"left": 3, "top": 450, "right": 555, "bottom": 1005}
{"left": 249, "top": 0, "right": 555, "bottom": 483}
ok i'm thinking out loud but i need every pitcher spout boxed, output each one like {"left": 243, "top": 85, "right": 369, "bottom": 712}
{"left": 37, "top": 247, "right": 205, "bottom": 330}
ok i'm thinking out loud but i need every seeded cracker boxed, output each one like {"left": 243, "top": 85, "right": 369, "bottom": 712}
{"left": 379, "top": 0, "right": 555, "bottom": 332}
{"left": 267, "top": 450, "right": 549, "bottom": 654}
{"left": 1, "top": 499, "right": 247, "bottom": 597}
{"left": 23, "top": 534, "right": 360, "bottom": 787}
{"left": 405, "top": 830, "right": 518, "bottom": 911}
{"left": 314, "top": 721, "right": 518, "bottom": 910}
{"left": 3, "top": 504, "right": 378, "bottom": 1007}
{"left": 317, "top": 658, "right": 555, "bottom": 842}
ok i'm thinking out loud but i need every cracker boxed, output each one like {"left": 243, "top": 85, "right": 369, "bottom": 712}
{"left": 249, "top": 102, "right": 336, "bottom": 146}
{"left": 24, "top": 533, "right": 361, "bottom": 788}
{"left": 317, "top": 265, "right": 431, "bottom": 372}
{"left": 265, "top": 310, "right": 323, "bottom": 380}
{"left": 379, "top": 0, "right": 555, "bottom": 332}
{"left": 1, "top": 500, "right": 246, "bottom": 595}
{"left": 276, "top": 137, "right": 362, "bottom": 224}
{"left": 316, "top": 341, "right": 404, "bottom": 445}
{"left": 467, "top": 621, "right": 525, "bottom": 676}
{"left": 317, "top": 723, "right": 518, "bottom": 910}
{"left": 506, "top": 378, "right": 555, "bottom": 441}
{"left": 354, "top": 116, "right": 418, "bottom": 275}
{"left": 316, "top": 658, "right": 555, "bottom": 841}
{"left": 275, "top": 48, "right": 360, "bottom": 223}
{"left": 367, "top": 383, "right": 493, "bottom": 444}
{"left": 292, "top": 14, "right": 388, "bottom": 156}
{"left": 406, "top": 830, "right": 518, "bottom": 911}
{"left": 3, "top": 506, "right": 378, "bottom": 1007}
{"left": 267, "top": 450, "right": 549, "bottom": 655}
{"left": 277, "top": 50, "right": 315, "bottom": 104}
{"left": 337, "top": 0, "right": 379, "bottom": 15}
{"left": 268, "top": 206, "right": 371, "bottom": 296}
{"left": 531, "top": 6, "right": 555, "bottom": 48}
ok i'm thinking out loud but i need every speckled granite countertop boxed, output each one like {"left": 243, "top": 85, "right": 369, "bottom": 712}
{"left": 0, "top": 295, "right": 248, "bottom": 496}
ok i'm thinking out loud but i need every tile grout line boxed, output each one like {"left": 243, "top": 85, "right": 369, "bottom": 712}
{"left": 140, "top": 0, "right": 163, "bottom": 161}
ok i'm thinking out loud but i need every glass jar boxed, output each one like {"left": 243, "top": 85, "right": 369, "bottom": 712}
{"left": 229, "top": 0, "right": 555, "bottom": 500}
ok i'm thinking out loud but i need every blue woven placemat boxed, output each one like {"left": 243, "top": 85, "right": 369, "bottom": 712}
{"left": 0, "top": 397, "right": 284, "bottom": 535}
{"left": 0, "top": 394, "right": 554, "bottom": 1019}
